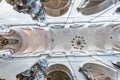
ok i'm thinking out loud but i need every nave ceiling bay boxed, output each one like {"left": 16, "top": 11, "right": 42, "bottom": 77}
{"left": 0, "top": 24, "right": 120, "bottom": 56}
{"left": 0, "top": 27, "right": 48, "bottom": 55}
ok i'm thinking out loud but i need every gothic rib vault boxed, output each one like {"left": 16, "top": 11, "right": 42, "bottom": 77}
{"left": 0, "top": 0, "right": 120, "bottom": 80}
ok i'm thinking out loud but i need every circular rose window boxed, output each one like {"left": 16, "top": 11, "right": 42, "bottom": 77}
{"left": 43, "top": 0, "right": 71, "bottom": 17}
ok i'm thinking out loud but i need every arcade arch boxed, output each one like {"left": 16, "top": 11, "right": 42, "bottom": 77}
{"left": 46, "top": 64, "right": 73, "bottom": 80}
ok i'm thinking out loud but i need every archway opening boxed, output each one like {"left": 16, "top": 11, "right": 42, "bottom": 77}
{"left": 46, "top": 64, "right": 73, "bottom": 80}
{"left": 47, "top": 71, "right": 71, "bottom": 80}
{"left": 79, "top": 63, "right": 114, "bottom": 80}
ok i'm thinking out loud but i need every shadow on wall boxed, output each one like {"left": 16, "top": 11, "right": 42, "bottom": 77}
{"left": 0, "top": 78, "right": 5, "bottom": 80}
{"left": 112, "top": 61, "right": 120, "bottom": 69}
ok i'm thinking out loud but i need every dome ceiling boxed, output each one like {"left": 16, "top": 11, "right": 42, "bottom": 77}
{"left": 43, "top": 0, "right": 71, "bottom": 16}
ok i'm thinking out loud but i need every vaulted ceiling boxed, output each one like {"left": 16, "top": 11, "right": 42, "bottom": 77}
{"left": 0, "top": 0, "right": 120, "bottom": 25}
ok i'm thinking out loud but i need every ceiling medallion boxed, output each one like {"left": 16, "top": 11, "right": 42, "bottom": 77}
{"left": 71, "top": 36, "right": 86, "bottom": 50}
{"left": 43, "top": 0, "right": 71, "bottom": 16}
{"left": 0, "top": 30, "right": 22, "bottom": 53}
